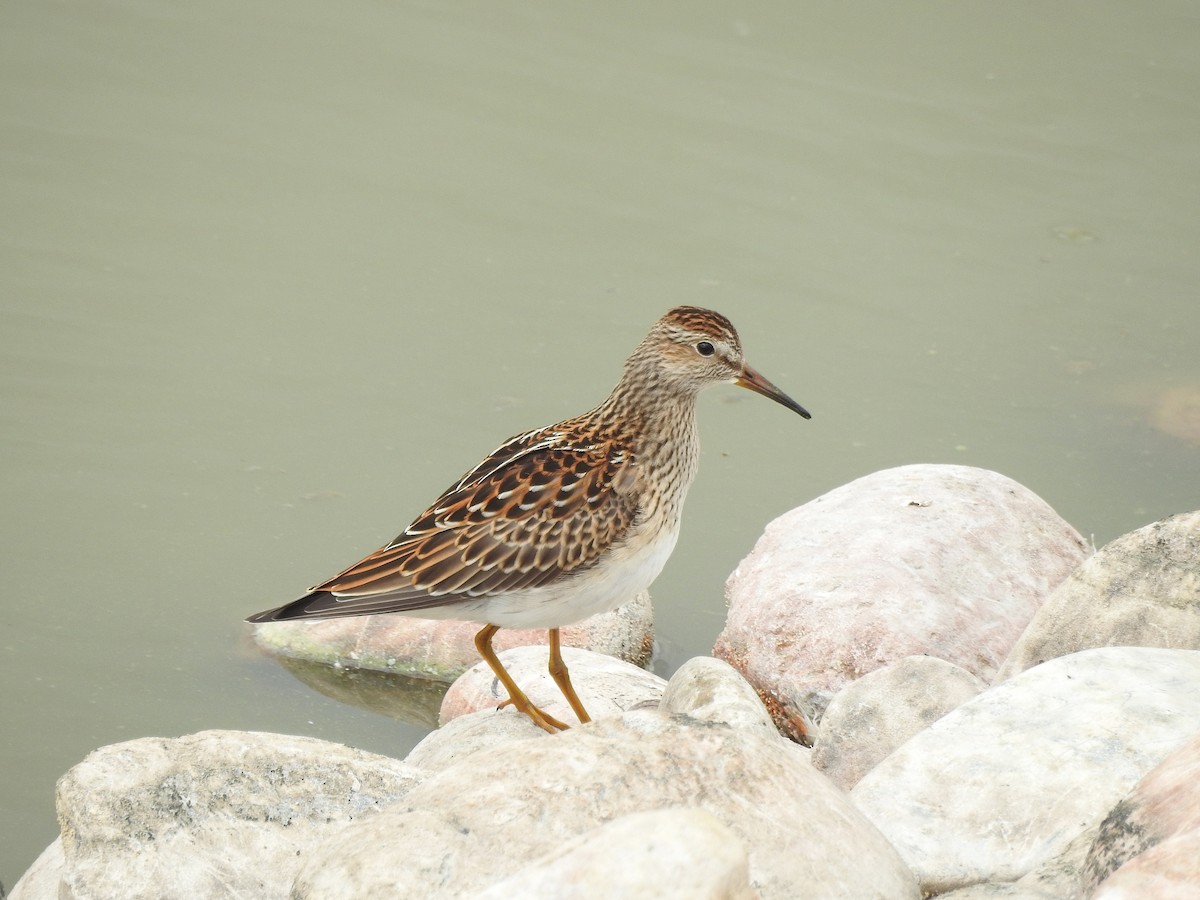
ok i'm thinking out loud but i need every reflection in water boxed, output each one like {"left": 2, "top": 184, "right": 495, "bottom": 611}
{"left": 277, "top": 657, "right": 448, "bottom": 730}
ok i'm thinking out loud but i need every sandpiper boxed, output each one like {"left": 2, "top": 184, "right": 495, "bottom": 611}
{"left": 248, "top": 306, "right": 810, "bottom": 732}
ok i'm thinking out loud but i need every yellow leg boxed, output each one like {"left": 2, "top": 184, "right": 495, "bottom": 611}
{"left": 474, "top": 624, "right": 569, "bottom": 733}
{"left": 547, "top": 628, "right": 591, "bottom": 724}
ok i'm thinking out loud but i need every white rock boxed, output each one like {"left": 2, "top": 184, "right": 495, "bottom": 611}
{"left": 439, "top": 644, "right": 666, "bottom": 726}
{"left": 49, "top": 730, "right": 421, "bottom": 900}
{"left": 716, "top": 465, "right": 1088, "bottom": 740}
{"left": 9, "top": 838, "right": 65, "bottom": 900}
{"left": 658, "top": 656, "right": 778, "bottom": 735}
{"left": 293, "top": 711, "right": 919, "bottom": 899}
{"left": 1081, "top": 730, "right": 1200, "bottom": 894}
{"left": 932, "top": 823, "right": 1100, "bottom": 899}
{"left": 997, "top": 511, "right": 1200, "bottom": 680}
{"left": 471, "top": 808, "right": 756, "bottom": 900}
{"left": 850, "top": 647, "right": 1200, "bottom": 895}
{"left": 405, "top": 709, "right": 545, "bottom": 773}
{"left": 812, "top": 655, "right": 985, "bottom": 790}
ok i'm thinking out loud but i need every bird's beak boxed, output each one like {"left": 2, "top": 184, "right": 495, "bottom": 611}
{"left": 736, "top": 364, "right": 811, "bottom": 419}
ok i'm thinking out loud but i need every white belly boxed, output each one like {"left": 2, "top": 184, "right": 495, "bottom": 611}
{"left": 425, "top": 522, "right": 681, "bottom": 630}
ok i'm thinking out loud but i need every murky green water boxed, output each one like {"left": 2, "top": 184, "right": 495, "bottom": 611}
{"left": 3, "top": 0, "right": 1199, "bottom": 884}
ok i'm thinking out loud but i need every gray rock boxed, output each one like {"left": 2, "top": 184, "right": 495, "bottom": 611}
{"left": 997, "top": 511, "right": 1200, "bottom": 680}
{"left": 51, "top": 730, "right": 421, "bottom": 900}
{"left": 658, "top": 656, "right": 778, "bottom": 735}
{"left": 851, "top": 647, "right": 1200, "bottom": 895}
{"left": 471, "top": 808, "right": 756, "bottom": 899}
{"left": 293, "top": 711, "right": 919, "bottom": 899}
{"left": 715, "top": 465, "right": 1088, "bottom": 741}
{"left": 812, "top": 655, "right": 985, "bottom": 790}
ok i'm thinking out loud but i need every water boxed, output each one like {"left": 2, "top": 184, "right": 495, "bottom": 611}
{"left": 3, "top": 0, "right": 1198, "bottom": 885}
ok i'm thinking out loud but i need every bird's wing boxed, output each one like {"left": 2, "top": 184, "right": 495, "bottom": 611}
{"left": 249, "top": 429, "right": 641, "bottom": 621}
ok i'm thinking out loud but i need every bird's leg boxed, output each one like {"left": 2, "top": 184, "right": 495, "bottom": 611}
{"left": 547, "top": 627, "right": 592, "bottom": 724}
{"left": 474, "top": 624, "right": 569, "bottom": 733}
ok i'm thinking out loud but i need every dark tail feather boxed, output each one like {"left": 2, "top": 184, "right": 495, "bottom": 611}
{"left": 245, "top": 591, "right": 341, "bottom": 623}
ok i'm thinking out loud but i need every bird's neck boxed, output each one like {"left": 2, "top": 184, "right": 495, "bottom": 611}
{"left": 594, "top": 365, "right": 701, "bottom": 480}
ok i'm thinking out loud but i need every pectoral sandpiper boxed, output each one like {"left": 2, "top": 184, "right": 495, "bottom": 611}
{"left": 248, "top": 306, "right": 810, "bottom": 732}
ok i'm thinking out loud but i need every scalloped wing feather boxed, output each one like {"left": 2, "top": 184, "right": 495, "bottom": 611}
{"left": 270, "top": 428, "right": 642, "bottom": 619}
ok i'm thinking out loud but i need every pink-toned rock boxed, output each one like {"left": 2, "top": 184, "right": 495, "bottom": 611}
{"left": 1090, "top": 831, "right": 1200, "bottom": 899}
{"left": 1082, "top": 731, "right": 1200, "bottom": 895}
{"left": 440, "top": 645, "right": 667, "bottom": 727}
{"left": 715, "top": 465, "right": 1089, "bottom": 741}
{"left": 252, "top": 591, "right": 654, "bottom": 682}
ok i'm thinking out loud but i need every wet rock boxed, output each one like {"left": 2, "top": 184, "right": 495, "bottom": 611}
{"left": 439, "top": 644, "right": 666, "bottom": 726}
{"left": 658, "top": 655, "right": 777, "bottom": 735}
{"left": 1081, "top": 731, "right": 1200, "bottom": 894}
{"left": 812, "top": 655, "right": 985, "bottom": 790}
{"left": 48, "top": 731, "right": 421, "bottom": 900}
{"left": 252, "top": 590, "right": 654, "bottom": 683}
{"left": 472, "top": 808, "right": 755, "bottom": 900}
{"left": 1147, "top": 383, "right": 1200, "bottom": 445}
{"left": 715, "top": 465, "right": 1088, "bottom": 740}
{"left": 850, "top": 647, "right": 1200, "bottom": 895}
{"left": 997, "top": 511, "right": 1200, "bottom": 680}
{"left": 292, "top": 711, "right": 920, "bottom": 899}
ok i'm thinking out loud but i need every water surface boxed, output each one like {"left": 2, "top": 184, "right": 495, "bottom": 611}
{"left": 3, "top": 0, "right": 1199, "bottom": 884}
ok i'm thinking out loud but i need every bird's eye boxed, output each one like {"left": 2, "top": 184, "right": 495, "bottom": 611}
{"left": 696, "top": 341, "right": 715, "bottom": 357}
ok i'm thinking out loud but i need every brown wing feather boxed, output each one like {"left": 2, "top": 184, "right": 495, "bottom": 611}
{"left": 256, "top": 428, "right": 641, "bottom": 621}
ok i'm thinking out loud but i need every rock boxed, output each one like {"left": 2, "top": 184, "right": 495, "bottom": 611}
{"left": 850, "top": 647, "right": 1200, "bottom": 895}
{"left": 997, "top": 511, "right": 1200, "bottom": 680}
{"left": 933, "top": 824, "right": 1101, "bottom": 899}
{"left": 472, "top": 808, "right": 756, "bottom": 900}
{"left": 49, "top": 730, "right": 421, "bottom": 900}
{"left": 405, "top": 709, "right": 546, "bottom": 773}
{"left": 715, "top": 465, "right": 1088, "bottom": 740}
{"left": 812, "top": 655, "right": 985, "bottom": 790}
{"left": 1147, "top": 383, "right": 1200, "bottom": 445}
{"left": 658, "top": 656, "right": 778, "bottom": 735}
{"left": 292, "top": 711, "right": 920, "bottom": 899}
{"left": 439, "top": 645, "right": 666, "bottom": 726}
{"left": 252, "top": 591, "right": 654, "bottom": 683}
{"left": 1090, "top": 830, "right": 1200, "bottom": 899}
{"left": 1081, "top": 730, "right": 1200, "bottom": 893}
{"left": 9, "top": 838, "right": 65, "bottom": 900}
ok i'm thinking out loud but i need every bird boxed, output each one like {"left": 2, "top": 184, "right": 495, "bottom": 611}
{"left": 247, "top": 306, "right": 810, "bottom": 732}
